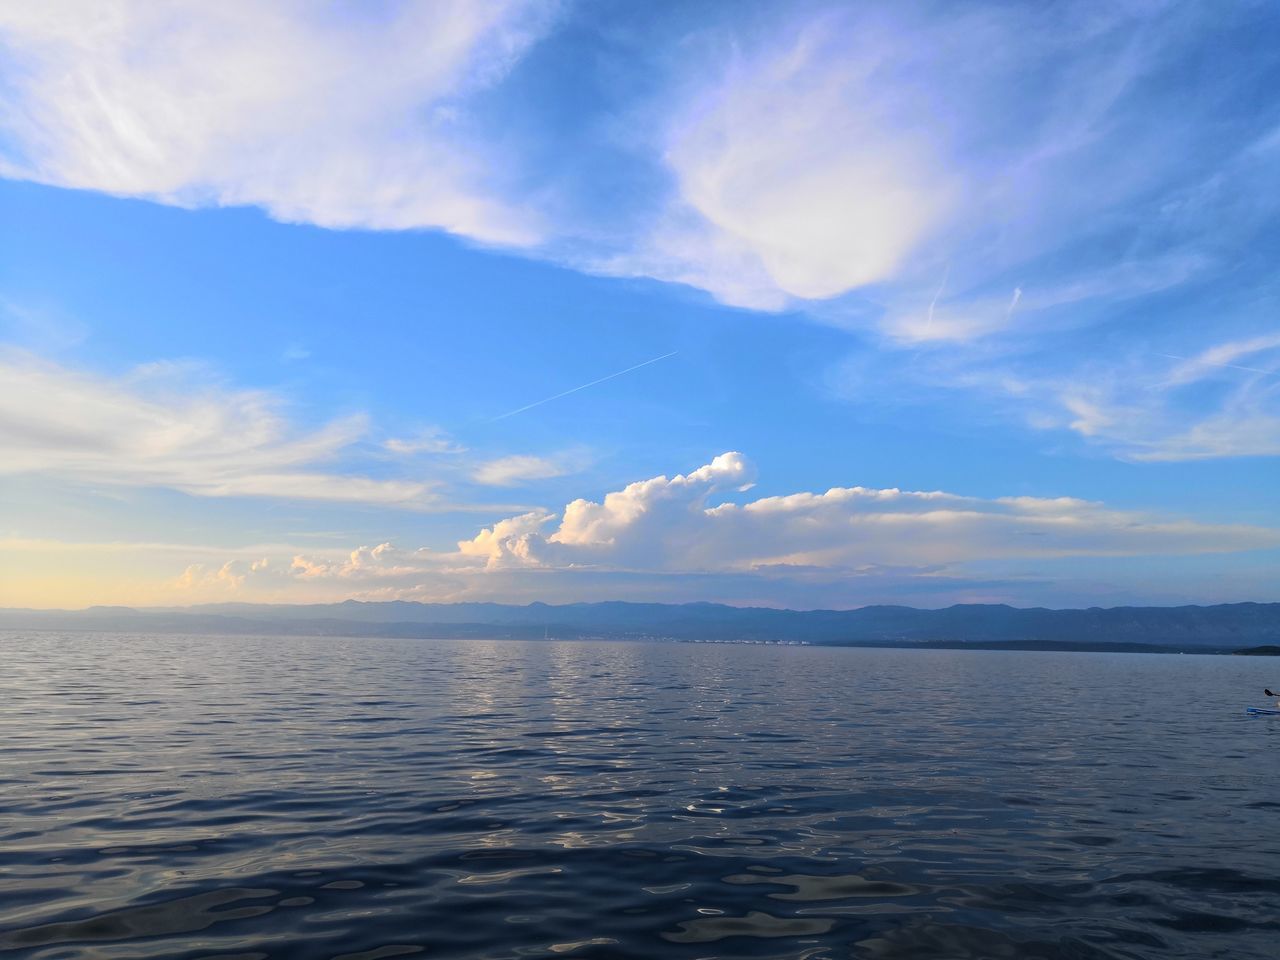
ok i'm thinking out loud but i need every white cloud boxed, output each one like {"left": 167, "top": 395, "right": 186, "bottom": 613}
{"left": 384, "top": 429, "right": 466, "bottom": 456}
{"left": 472, "top": 452, "right": 580, "bottom": 486}
{"left": 604, "top": 13, "right": 954, "bottom": 310}
{"left": 0, "top": 0, "right": 555, "bottom": 244}
{"left": 290, "top": 542, "right": 445, "bottom": 581}
{"left": 0, "top": 350, "right": 436, "bottom": 505}
{"left": 457, "top": 511, "right": 556, "bottom": 566}
{"left": 550, "top": 450, "right": 754, "bottom": 547}
{"left": 602, "top": 4, "right": 1225, "bottom": 313}
{"left": 1129, "top": 416, "right": 1280, "bottom": 462}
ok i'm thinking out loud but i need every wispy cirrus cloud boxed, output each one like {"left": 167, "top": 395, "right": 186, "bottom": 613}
{"left": 1161, "top": 333, "right": 1280, "bottom": 387}
{"left": 0, "top": 0, "right": 556, "bottom": 244}
{"left": 605, "top": 2, "right": 1275, "bottom": 320}
{"left": 383, "top": 429, "right": 466, "bottom": 456}
{"left": 0, "top": 350, "right": 437, "bottom": 506}
{"left": 5, "top": 1, "right": 1272, "bottom": 322}
{"left": 965, "top": 331, "right": 1280, "bottom": 462}
{"left": 875, "top": 251, "right": 1213, "bottom": 346}
{"left": 472, "top": 453, "right": 579, "bottom": 487}
{"left": 3, "top": 1, "right": 1278, "bottom": 472}
{"left": 864, "top": 330, "right": 1280, "bottom": 462}
{"left": 829, "top": 322, "right": 1280, "bottom": 463}
{"left": 613, "top": 10, "right": 957, "bottom": 310}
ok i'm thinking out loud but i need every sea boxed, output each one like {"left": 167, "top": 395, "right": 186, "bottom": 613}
{"left": 1, "top": 632, "right": 1277, "bottom": 960}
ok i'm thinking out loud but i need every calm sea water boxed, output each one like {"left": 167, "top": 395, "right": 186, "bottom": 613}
{"left": 1, "top": 633, "right": 1277, "bottom": 960}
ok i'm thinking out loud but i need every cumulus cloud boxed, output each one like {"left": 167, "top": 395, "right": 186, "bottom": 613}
{"left": 290, "top": 542, "right": 444, "bottom": 581}
{"left": 467, "top": 453, "right": 1277, "bottom": 570}
{"left": 552, "top": 451, "right": 753, "bottom": 542}
{"left": 0, "top": 350, "right": 436, "bottom": 505}
{"left": 456, "top": 511, "right": 556, "bottom": 566}
{"left": 0, "top": 0, "right": 554, "bottom": 244}
{"left": 177, "top": 557, "right": 269, "bottom": 591}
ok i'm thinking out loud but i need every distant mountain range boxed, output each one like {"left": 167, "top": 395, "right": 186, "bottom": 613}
{"left": 2, "top": 600, "right": 1278, "bottom": 652}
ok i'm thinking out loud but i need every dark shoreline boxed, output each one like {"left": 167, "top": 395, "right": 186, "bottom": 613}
{"left": 2, "top": 623, "right": 1270, "bottom": 656}
{"left": 3, "top": 599, "right": 1277, "bottom": 653}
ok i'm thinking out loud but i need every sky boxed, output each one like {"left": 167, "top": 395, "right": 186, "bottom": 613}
{"left": 1, "top": 0, "right": 1279, "bottom": 610}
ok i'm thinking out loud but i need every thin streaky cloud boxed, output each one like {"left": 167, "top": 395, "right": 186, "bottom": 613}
{"left": 488, "top": 351, "right": 678, "bottom": 422}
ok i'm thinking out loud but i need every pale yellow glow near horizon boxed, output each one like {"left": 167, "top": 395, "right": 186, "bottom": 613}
{"left": 0, "top": 568, "right": 179, "bottom": 609}
{"left": 0, "top": 539, "right": 272, "bottom": 609}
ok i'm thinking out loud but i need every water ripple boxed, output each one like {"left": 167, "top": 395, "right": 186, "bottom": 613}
{"left": 1, "top": 633, "right": 1277, "bottom": 959}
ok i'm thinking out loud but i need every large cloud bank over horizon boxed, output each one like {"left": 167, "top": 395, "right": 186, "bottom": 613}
{"left": 177, "top": 452, "right": 1280, "bottom": 606}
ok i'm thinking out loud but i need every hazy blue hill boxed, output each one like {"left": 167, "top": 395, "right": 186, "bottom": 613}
{"left": 2, "top": 600, "right": 1278, "bottom": 650}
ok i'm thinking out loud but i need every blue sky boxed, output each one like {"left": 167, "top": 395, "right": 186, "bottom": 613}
{"left": 1, "top": 0, "right": 1278, "bottom": 609}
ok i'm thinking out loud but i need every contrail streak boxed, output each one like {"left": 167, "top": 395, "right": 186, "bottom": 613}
{"left": 1007, "top": 286, "right": 1023, "bottom": 318}
{"left": 488, "top": 351, "right": 678, "bottom": 422}
{"left": 1158, "top": 353, "right": 1278, "bottom": 378}
{"left": 921, "top": 264, "right": 950, "bottom": 340}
